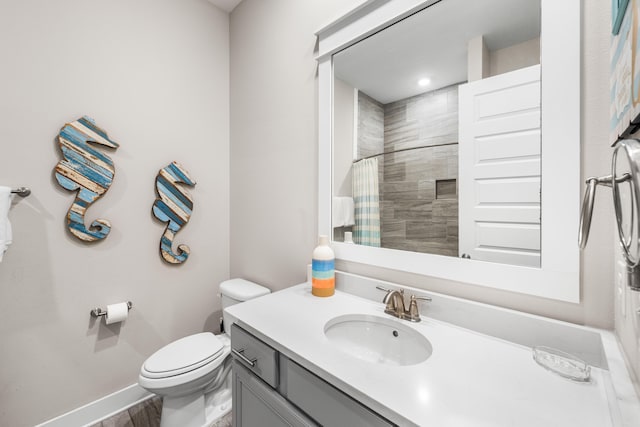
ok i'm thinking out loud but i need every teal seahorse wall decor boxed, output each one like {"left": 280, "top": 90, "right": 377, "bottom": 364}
{"left": 54, "top": 116, "right": 119, "bottom": 242}
{"left": 152, "top": 162, "right": 196, "bottom": 264}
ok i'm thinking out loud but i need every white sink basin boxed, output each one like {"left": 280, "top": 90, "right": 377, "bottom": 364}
{"left": 324, "top": 314, "right": 433, "bottom": 366}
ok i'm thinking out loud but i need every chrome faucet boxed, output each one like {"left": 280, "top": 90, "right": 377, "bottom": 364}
{"left": 376, "top": 286, "right": 431, "bottom": 322}
{"left": 382, "top": 288, "right": 406, "bottom": 318}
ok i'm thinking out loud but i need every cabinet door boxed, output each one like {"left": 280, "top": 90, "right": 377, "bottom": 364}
{"left": 233, "top": 361, "right": 317, "bottom": 427}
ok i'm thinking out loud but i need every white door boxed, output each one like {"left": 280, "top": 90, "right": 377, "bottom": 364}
{"left": 458, "top": 65, "right": 541, "bottom": 267}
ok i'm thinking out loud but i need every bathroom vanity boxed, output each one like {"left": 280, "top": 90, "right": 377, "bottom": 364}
{"left": 227, "top": 272, "right": 640, "bottom": 427}
{"left": 231, "top": 324, "right": 392, "bottom": 426}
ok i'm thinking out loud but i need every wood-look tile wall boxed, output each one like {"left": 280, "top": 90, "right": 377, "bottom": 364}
{"left": 357, "top": 92, "right": 384, "bottom": 159}
{"left": 384, "top": 84, "right": 459, "bottom": 152}
{"left": 357, "top": 84, "right": 460, "bottom": 256}
{"left": 380, "top": 144, "right": 458, "bottom": 255}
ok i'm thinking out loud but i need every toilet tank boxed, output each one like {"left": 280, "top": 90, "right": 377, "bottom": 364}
{"left": 220, "top": 278, "right": 270, "bottom": 333}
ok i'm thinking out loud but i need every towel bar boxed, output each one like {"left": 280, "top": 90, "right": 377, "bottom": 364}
{"left": 11, "top": 187, "right": 31, "bottom": 197}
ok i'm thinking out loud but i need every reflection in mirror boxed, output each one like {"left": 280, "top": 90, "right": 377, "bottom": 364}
{"left": 613, "top": 142, "right": 640, "bottom": 265}
{"left": 332, "top": 0, "right": 541, "bottom": 267}
{"left": 612, "top": 140, "right": 640, "bottom": 291}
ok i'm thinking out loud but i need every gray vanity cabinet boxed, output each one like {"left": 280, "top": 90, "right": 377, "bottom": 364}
{"left": 231, "top": 324, "right": 314, "bottom": 427}
{"left": 232, "top": 361, "right": 316, "bottom": 427}
{"left": 231, "top": 324, "right": 396, "bottom": 427}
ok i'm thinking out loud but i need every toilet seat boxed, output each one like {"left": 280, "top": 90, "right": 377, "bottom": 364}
{"left": 141, "top": 333, "right": 226, "bottom": 380}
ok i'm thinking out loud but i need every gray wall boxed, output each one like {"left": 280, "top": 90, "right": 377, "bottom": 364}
{"left": 333, "top": 78, "right": 356, "bottom": 198}
{"left": 490, "top": 37, "right": 541, "bottom": 77}
{"left": 230, "top": 0, "right": 616, "bottom": 331}
{"left": 230, "top": 0, "right": 366, "bottom": 288}
{"left": 0, "top": 1, "right": 230, "bottom": 425}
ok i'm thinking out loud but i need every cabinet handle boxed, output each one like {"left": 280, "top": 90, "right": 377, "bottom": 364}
{"left": 232, "top": 348, "right": 257, "bottom": 367}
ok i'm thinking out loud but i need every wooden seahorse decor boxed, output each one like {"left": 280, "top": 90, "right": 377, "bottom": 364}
{"left": 54, "top": 116, "right": 119, "bottom": 242}
{"left": 152, "top": 162, "right": 196, "bottom": 264}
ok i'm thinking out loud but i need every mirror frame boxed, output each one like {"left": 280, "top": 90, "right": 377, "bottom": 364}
{"left": 317, "top": 0, "right": 580, "bottom": 302}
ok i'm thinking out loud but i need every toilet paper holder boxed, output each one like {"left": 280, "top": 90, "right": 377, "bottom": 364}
{"left": 90, "top": 301, "right": 133, "bottom": 318}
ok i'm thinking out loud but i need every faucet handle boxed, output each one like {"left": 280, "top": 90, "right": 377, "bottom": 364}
{"left": 406, "top": 295, "right": 432, "bottom": 322}
{"left": 375, "top": 286, "right": 392, "bottom": 303}
{"left": 376, "top": 286, "right": 404, "bottom": 294}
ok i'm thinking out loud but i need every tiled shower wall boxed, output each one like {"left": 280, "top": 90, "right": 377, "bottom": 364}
{"left": 357, "top": 92, "right": 384, "bottom": 159}
{"left": 358, "top": 84, "right": 460, "bottom": 256}
{"left": 356, "top": 92, "right": 385, "bottom": 203}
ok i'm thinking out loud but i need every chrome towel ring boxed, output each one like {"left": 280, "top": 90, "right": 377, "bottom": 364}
{"left": 579, "top": 139, "right": 640, "bottom": 291}
{"left": 578, "top": 174, "right": 630, "bottom": 249}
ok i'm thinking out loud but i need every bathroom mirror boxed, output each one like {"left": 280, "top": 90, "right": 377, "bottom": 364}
{"left": 332, "top": 0, "right": 542, "bottom": 268}
{"left": 317, "top": 0, "right": 580, "bottom": 302}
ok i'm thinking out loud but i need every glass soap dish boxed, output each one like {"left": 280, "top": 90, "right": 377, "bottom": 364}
{"left": 532, "top": 346, "right": 591, "bottom": 382}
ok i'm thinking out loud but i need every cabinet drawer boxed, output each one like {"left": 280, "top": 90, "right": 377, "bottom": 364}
{"left": 280, "top": 356, "right": 395, "bottom": 427}
{"left": 231, "top": 324, "right": 279, "bottom": 388}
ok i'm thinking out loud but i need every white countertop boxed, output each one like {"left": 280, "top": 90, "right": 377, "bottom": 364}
{"left": 226, "top": 282, "right": 637, "bottom": 427}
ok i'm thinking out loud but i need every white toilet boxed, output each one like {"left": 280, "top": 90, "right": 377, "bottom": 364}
{"left": 138, "top": 279, "right": 270, "bottom": 427}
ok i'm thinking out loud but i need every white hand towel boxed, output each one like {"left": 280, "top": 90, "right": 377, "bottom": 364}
{"left": 0, "top": 186, "right": 13, "bottom": 262}
{"left": 332, "top": 196, "right": 355, "bottom": 227}
{"left": 342, "top": 197, "right": 355, "bottom": 226}
{"left": 332, "top": 197, "right": 345, "bottom": 227}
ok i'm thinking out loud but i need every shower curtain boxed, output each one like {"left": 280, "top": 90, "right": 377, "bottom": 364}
{"left": 352, "top": 158, "right": 381, "bottom": 247}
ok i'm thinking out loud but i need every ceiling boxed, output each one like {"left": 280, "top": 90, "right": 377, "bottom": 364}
{"left": 334, "top": 0, "right": 540, "bottom": 104}
{"left": 207, "top": 0, "right": 243, "bottom": 13}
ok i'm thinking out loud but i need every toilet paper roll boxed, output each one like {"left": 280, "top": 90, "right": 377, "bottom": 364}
{"left": 105, "top": 302, "right": 129, "bottom": 325}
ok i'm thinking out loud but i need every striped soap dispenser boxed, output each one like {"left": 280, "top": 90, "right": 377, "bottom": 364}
{"left": 312, "top": 235, "right": 335, "bottom": 297}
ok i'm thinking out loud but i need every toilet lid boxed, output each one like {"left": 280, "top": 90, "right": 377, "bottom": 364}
{"left": 220, "top": 279, "right": 270, "bottom": 301}
{"left": 142, "top": 332, "right": 224, "bottom": 379}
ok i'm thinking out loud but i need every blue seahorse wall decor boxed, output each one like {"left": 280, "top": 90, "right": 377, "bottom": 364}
{"left": 152, "top": 162, "right": 196, "bottom": 264}
{"left": 54, "top": 116, "right": 119, "bottom": 242}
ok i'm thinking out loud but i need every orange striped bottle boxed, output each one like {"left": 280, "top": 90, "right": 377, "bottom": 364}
{"left": 312, "top": 235, "right": 335, "bottom": 297}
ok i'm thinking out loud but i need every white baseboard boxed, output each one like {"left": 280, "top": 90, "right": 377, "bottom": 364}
{"left": 35, "top": 384, "right": 154, "bottom": 427}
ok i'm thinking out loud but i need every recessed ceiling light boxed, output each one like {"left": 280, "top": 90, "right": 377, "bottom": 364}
{"left": 418, "top": 78, "right": 431, "bottom": 87}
